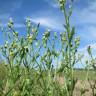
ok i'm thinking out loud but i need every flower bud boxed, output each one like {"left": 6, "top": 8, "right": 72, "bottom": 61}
{"left": 4, "top": 41, "right": 8, "bottom": 48}
{"left": 54, "top": 32, "right": 57, "bottom": 38}
{"left": 13, "top": 31, "right": 18, "bottom": 37}
{"left": 75, "top": 36, "right": 80, "bottom": 46}
{"left": 8, "top": 17, "right": 14, "bottom": 28}
{"left": 32, "top": 28, "right": 36, "bottom": 33}
{"left": 9, "top": 50, "right": 14, "bottom": 58}
{"left": 27, "top": 35, "right": 33, "bottom": 43}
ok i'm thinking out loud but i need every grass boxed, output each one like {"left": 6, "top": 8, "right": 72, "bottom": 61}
{"left": 0, "top": 63, "right": 96, "bottom": 96}
{"left": 0, "top": 64, "right": 96, "bottom": 80}
{"left": 73, "top": 69, "right": 96, "bottom": 80}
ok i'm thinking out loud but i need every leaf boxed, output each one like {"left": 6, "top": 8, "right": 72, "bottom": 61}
{"left": 87, "top": 46, "right": 91, "bottom": 55}
{"left": 69, "top": 27, "right": 75, "bottom": 44}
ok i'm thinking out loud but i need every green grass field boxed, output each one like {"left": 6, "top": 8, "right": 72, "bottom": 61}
{"left": 73, "top": 69, "right": 96, "bottom": 80}
{"left": 0, "top": 64, "right": 96, "bottom": 80}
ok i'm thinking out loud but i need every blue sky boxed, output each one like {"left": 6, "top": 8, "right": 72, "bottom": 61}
{"left": 0, "top": 0, "right": 96, "bottom": 67}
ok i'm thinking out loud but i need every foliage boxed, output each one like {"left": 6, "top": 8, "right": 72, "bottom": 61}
{"left": 0, "top": 0, "right": 95, "bottom": 96}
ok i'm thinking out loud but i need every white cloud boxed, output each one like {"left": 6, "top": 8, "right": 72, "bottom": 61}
{"left": 77, "top": 43, "right": 96, "bottom": 66}
{"left": 31, "top": 17, "right": 64, "bottom": 30}
{"left": 0, "top": 23, "right": 24, "bottom": 28}
{"left": 73, "top": 1, "right": 96, "bottom": 25}
{"left": 44, "top": 0, "right": 59, "bottom": 8}
{"left": 78, "top": 26, "right": 96, "bottom": 41}
{"left": 79, "top": 43, "right": 96, "bottom": 53}
{"left": 70, "top": 1, "right": 96, "bottom": 43}
{"left": 14, "top": 23, "right": 24, "bottom": 28}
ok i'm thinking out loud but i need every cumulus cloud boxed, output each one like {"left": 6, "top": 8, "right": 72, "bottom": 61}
{"left": 14, "top": 23, "right": 24, "bottom": 28}
{"left": 44, "top": 0, "right": 59, "bottom": 8}
{"left": 0, "top": 23, "right": 24, "bottom": 28}
{"left": 72, "top": 0, "right": 96, "bottom": 25}
{"left": 31, "top": 17, "right": 64, "bottom": 30}
{"left": 78, "top": 25, "right": 96, "bottom": 41}
{"left": 79, "top": 43, "right": 96, "bottom": 55}
{"left": 76, "top": 43, "right": 96, "bottom": 68}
